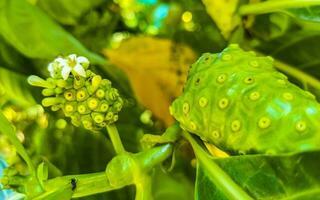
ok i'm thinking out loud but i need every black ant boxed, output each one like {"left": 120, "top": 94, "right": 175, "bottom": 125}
{"left": 71, "top": 178, "right": 77, "bottom": 191}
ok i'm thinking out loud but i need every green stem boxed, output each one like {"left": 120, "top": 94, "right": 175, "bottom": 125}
{"left": 134, "top": 145, "right": 172, "bottom": 200}
{"left": 135, "top": 175, "right": 153, "bottom": 200}
{"left": 38, "top": 144, "right": 172, "bottom": 200}
{"left": 106, "top": 124, "right": 126, "bottom": 154}
{"left": 182, "top": 131, "right": 253, "bottom": 200}
{"left": 43, "top": 172, "right": 119, "bottom": 198}
{"left": 136, "top": 144, "right": 173, "bottom": 172}
{"left": 282, "top": 187, "right": 320, "bottom": 200}
{"left": 239, "top": 0, "right": 320, "bottom": 15}
{"left": 141, "top": 122, "right": 181, "bottom": 148}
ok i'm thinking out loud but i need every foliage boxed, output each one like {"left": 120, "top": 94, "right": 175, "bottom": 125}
{"left": 104, "top": 36, "right": 197, "bottom": 126}
{"left": 1, "top": 0, "right": 320, "bottom": 200}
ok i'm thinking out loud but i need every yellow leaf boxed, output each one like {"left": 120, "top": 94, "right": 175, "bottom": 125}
{"left": 103, "top": 36, "right": 197, "bottom": 126}
{"left": 202, "top": 0, "right": 240, "bottom": 39}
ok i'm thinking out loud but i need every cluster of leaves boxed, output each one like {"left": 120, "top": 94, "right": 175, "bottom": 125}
{"left": 1, "top": 0, "right": 320, "bottom": 199}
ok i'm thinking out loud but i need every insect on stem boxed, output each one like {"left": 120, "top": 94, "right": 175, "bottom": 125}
{"left": 71, "top": 178, "right": 77, "bottom": 191}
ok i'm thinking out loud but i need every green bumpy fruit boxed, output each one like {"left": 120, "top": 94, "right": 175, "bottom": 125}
{"left": 170, "top": 44, "right": 320, "bottom": 154}
{"left": 28, "top": 67, "right": 123, "bottom": 131}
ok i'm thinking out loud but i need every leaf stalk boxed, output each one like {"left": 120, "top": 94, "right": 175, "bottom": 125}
{"left": 239, "top": 0, "right": 320, "bottom": 15}
{"left": 106, "top": 124, "right": 126, "bottom": 155}
{"left": 183, "top": 131, "right": 253, "bottom": 200}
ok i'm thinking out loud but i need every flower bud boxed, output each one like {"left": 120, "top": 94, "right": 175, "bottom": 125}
{"left": 86, "top": 70, "right": 94, "bottom": 77}
{"left": 113, "top": 115, "right": 119, "bottom": 122}
{"left": 27, "top": 75, "right": 55, "bottom": 88}
{"left": 105, "top": 112, "right": 114, "bottom": 121}
{"left": 56, "top": 79, "right": 67, "bottom": 88}
{"left": 81, "top": 115, "right": 93, "bottom": 130}
{"left": 91, "top": 75, "right": 102, "bottom": 91}
{"left": 71, "top": 113, "right": 81, "bottom": 127}
{"left": 42, "top": 88, "right": 55, "bottom": 96}
{"left": 97, "top": 122, "right": 107, "bottom": 128}
{"left": 91, "top": 112, "right": 104, "bottom": 124}
{"left": 98, "top": 101, "right": 109, "bottom": 112}
{"left": 63, "top": 102, "right": 77, "bottom": 116}
{"left": 46, "top": 78, "right": 57, "bottom": 88}
{"left": 76, "top": 88, "right": 88, "bottom": 101}
{"left": 107, "top": 88, "right": 119, "bottom": 101}
{"left": 42, "top": 97, "right": 64, "bottom": 107}
{"left": 54, "top": 87, "right": 63, "bottom": 94}
{"left": 113, "top": 100, "right": 123, "bottom": 112}
{"left": 87, "top": 97, "right": 99, "bottom": 110}
{"left": 64, "top": 90, "right": 76, "bottom": 101}
{"left": 95, "top": 89, "right": 105, "bottom": 99}
{"left": 101, "top": 79, "right": 111, "bottom": 88}
{"left": 28, "top": 54, "right": 123, "bottom": 131}
{"left": 51, "top": 105, "right": 61, "bottom": 111}
{"left": 65, "top": 78, "right": 74, "bottom": 89}
{"left": 74, "top": 77, "right": 85, "bottom": 89}
{"left": 77, "top": 102, "right": 90, "bottom": 114}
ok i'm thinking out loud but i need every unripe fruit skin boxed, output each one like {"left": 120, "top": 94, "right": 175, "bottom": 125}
{"left": 170, "top": 44, "right": 320, "bottom": 154}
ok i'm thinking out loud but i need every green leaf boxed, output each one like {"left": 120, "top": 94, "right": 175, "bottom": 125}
{"left": 239, "top": 0, "right": 320, "bottom": 16}
{"left": 0, "top": 35, "right": 31, "bottom": 73}
{"left": 247, "top": 13, "right": 291, "bottom": 41}
{"left": 37, "top": 162, "right": 48, "bottom": 189}
{"left": 259, "top": 30, "right": 320, "bottom": 66}
{"left": 239, "top": 1, "right": 320, "bottom": 39}
{"left": 183, "top": 131, "right": 252, "bottom": 200}
{"left": 36, "top": 0, "right": 103, "bottom": 25}
{"left": 152, "top": 167, "right": 194, "bottom": 200}
{"left": 196, "top": 151, "right": 320, "bottom": 199}
{"left": 0, "top": 111, "right": 36, "bottom": 177}
{"left": 70, "top": 8, "right": 116, "bottom": 52}
{"left": 0, "top": 67, "right": 37, "bottom": 107}
{"left": 33, "top": 180, "right": 74, "bottom": 200}
{"left": 0, "top": 0, "right": 105, "bottom": 64}
{"left": 0, "top": 0, "right": 130, "bottom": 95}
{"left": 286, "top": 6, "right": 320, "bottom": 23}
{"left": 173, "top": 0, "right": 227, "bottom": 53}
{"left": 255, "top": 30, "right": 320, "bottom": 94}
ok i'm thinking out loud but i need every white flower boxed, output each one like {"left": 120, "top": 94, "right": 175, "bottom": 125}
{"left": 47, "top": 58, "right": 63, "bottom": 78}
{"left": 56, "top": 54, "right": 90, "bottom": 80}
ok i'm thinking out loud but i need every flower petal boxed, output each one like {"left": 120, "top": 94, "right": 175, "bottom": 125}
{"left": 73, "top": 64, "right": 86, "bottom": 77}
{"left": 55, "top": 57, "right": 67, "bottom": 66}
{"left": 68, "top": 54, "right": 77, "bottom": 61}
{"left": 61, "top": 66, "right": 71, "bottom": 80}
{"left": 48, "top": 63, "right": 54, "bottom": 74}
{"left": 76, "top": 56, "right": 89, "bottom": 64}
